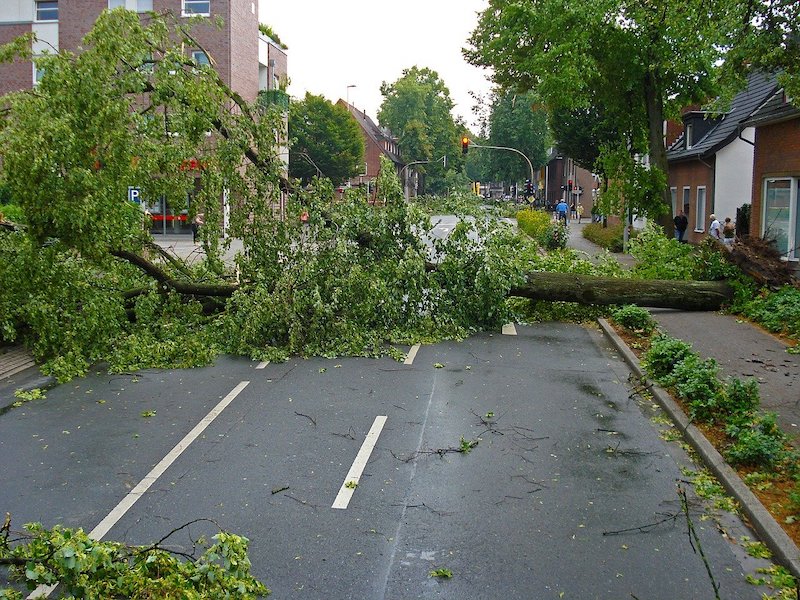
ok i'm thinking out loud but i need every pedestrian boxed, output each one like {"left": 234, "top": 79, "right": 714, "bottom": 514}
{"left": 191, "top": 212, "right": 204, "bottom": 244}
{"left": 722, "top": 217, "right": 736, "bottom": 246}
{"left": 576, "top": 203, "right": 584, "bottom": 224}
{"left": 673, "top": 210, "right": 689, "bottom": 243}
{"left": 709, "top": 213, "right": 721, "bottom": 241}
{"left": 556, "top": 199, "right": 569, "bottom": 224}
{"left": 570, "top": 202, "right": 577, "bottom": 220}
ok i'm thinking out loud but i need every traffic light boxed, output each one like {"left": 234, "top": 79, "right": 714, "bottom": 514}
{"left": 568, "top": 179, "right": 573, "bottom": 192}
{"left": 461, "top": 136, "right": 470, "bottom": 155}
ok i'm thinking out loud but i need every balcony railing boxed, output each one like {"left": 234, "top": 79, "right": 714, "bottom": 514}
{"left": 258, "top": 89, "right": 289, "bottom": 112}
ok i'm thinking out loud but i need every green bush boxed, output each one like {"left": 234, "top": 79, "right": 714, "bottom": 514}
{"left": 737, "top": 285, "right": 800, "bottom": 342}
{"left": 583, "top": 222, "right": 625, "bottom": 252}
{"left": 0, "top": 202, "right": 25, "bottom": 223}
{"left": 672, "top": 355, "right": 725, "bottom": 422}
{"left": 719, "top": 377, "right": 760, "bottom": 425}
{"left": 642, "top": 334, "right": 695, "bottom": 382}
{"left": 542, "top": 222, "right": 569, "bottom": 250}
{"left": 610, "top": 305, "right": 655, "bottom": 334}
{"left": 516, "top": 208, "right": 552, "bottom": 242}
{"left": 629, "top": 222, "right": 696, "bottom": 280}
{"left": 725, "top": 413, "right": 788, "bottom": 467}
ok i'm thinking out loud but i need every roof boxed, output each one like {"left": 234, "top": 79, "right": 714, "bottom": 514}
{"left": 340, "top": 101, "right": 404, "bottom": 166}
{"left": 743, "top": 89, "right": 800, "bottom": 127}
{"left": 667, "top": 72, "right": 779, "bottom": 162}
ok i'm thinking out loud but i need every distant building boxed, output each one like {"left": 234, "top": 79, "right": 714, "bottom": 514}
{"left": 338, "top": 100, "right": 404, "bottom": 197}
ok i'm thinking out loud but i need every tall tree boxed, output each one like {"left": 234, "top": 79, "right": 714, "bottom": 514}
{"left": 288, "top": 93, "right": 364, "bottom": 184}
{"left": 378, "top": 67, "right": 461, "bottom": 194}
{"left": 465, "top": 0, "right": 740, "bottom": 219}
{"left": 483, "top": 91, "right": 549, "bottom": 183}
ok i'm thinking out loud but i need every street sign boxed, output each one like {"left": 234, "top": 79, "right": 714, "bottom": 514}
{"left": 128, "top": 186, "right": 141, "bottom": 204}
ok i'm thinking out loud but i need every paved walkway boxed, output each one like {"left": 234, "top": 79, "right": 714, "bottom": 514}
{"left": 566, "top": 222, "right": 800, "bottom": 445}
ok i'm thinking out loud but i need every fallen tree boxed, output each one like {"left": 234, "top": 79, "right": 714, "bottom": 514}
{"left": 509, "top": 272, "right": 733, "bottom": 311}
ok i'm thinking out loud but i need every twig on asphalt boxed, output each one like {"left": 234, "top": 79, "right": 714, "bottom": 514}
{"left": 331, "top": 426, "right": 356, "bottom": 440}
{"left": 679, "top": 485, "right": 721, "bottom": 600}
{"left": 294, "top": 411, "right": 317, "bottom": 427}
{"left": 602, "top": 512, "right": 680, "bottom": 536}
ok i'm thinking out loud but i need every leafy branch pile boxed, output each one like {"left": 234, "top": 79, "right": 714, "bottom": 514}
{"left": 0, "top": 519, "right": 269, "bottom": 599}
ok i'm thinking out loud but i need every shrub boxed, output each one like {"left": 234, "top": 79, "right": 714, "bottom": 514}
{"left": 725, "top": 413, "right": 788, "bottom": 467}
{"left": 642, "top": 334, "right": 695, "bottom": 382}
{"left": 516, "top": 208, "right": 552, "bottom": 242}
{"left": 672, "top": 355, "right": 725, "bottom": 422}
{"left": 542, "top": 222, "right": 569, "bottom": 250}
{"left": 628, "top": 221, "right": 696, "bottom": 280}
{"left": 583, "top": 222, "right": 625, "bottom": 252}
{"left": 719, "top": 377, "right": 760, "bottom": 425}
{"left": 737, "top": 285, "right": 800, "bottom": 342}
{"left": 0, "top": 202, "right": 25, "bottom": 224}
{"left": 610, "top": 305, "right": 656, "bottom": 334}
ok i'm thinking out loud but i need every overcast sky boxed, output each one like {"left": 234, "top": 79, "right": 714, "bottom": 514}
{"left": 260, "top": 0, "right": 493, "bottom": 129}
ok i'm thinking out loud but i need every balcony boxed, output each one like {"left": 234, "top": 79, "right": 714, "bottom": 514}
{"left": 258, "top": 89, "right": 289, "bottom": 112}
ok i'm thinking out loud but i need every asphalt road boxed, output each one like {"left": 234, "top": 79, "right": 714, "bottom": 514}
{"left": 1, "top": 323, "right": 766, "bottom": 599}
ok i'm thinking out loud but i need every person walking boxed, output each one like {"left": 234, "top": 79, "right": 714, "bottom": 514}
{"left": 576, "top": 203, "right": 584, "bottom": 224}
{"left": 556, "top": 199, "right": 569, "bottom": 224}
{"left": 673, "top": 210, "right": 689, "bottom": 243}
{"left": 191, "top": 212, "right": 204, "bottom": 244}
{"left": 722, "top": 217, "right": 736, "bottom": 246}
{"left": 709, "top": 214, "right": 721, "bottom": 241}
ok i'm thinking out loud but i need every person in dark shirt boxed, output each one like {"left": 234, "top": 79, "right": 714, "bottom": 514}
{"left": 673, "top": 211, "right": 688, "bottom": 243}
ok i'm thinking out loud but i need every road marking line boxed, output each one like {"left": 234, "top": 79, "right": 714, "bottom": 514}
{"left": 27, "top": 380, "right": 251, "bottom": 600}
{"left": 256, "top": 361, "right": 269, "bottom": 369}
{"left": 404, "top": 344, "right": 421, "bottom": 365}
{"left": 332, "top": 415, "right": 387, "bottom": 510}
{"left": 502, "top": 323, "right": 518, "bottom": 335}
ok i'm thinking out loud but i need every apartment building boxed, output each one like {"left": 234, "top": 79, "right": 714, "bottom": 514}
{"left": 0, "top": 1, "right": 287, "bottom": 102}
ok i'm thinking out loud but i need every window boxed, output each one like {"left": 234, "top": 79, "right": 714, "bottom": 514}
{"left": 670, "top": 187, "right": 677, "bottom": 216}
{"left": 33, "top": 64, "right": 46, "bottom": 86}
{"left": 682, "top": 187, "right": 691, "bottom": 217}
{"left": 695, "top": 187, "right": 706, "bottom": 231}
{"left": 191, "top": 50, "right": 210, "bottom": 66}
{"left": 35, "top": 0, "right": 58, "bottom": 21}
{"left": 685, "top": 124, "right": 693, "bottom": 149}
{"left": 762, "top": 178, "right": 799, "bottom": 260}
{"left": 137, "top": 0, "right": 152, "bottom": 10}
{"left": 109, "top": 0, "right": 126, "bottom": 8}
{"left": 183, "top": 0, "right": 210, "bottom": 15}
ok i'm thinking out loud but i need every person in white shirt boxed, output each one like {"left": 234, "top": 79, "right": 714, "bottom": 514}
{"left": 709, "top": 214, "right": 721, "bottom": 241}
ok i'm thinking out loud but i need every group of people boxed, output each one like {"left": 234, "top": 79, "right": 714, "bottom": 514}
{"left": 673, "top": 211, "right": 736, "bottom": 246}
{"left": 554, "top": 200, "right": 584, "bottom": 224}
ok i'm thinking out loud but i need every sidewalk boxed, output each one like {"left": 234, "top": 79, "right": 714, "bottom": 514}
{"left": 567, "top": 222, "right": 800, "bottom": 446}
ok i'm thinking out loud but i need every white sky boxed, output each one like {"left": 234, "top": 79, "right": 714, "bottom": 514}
{"left": 259, "top": 0, "right": 493, "bottom": 130}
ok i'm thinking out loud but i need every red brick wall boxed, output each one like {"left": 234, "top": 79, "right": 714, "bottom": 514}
{"left": 750, "top": 117, "right": 800, "bottom": 236}
{"left": 58, "top": 0, "right": 105, "bottom": 52}
{"left": 668, "top": 158, "right": 715, "bottom": 243}
{"left": 0, "top": 24, "right": 33, "bottom": 94}
{"left": 229, "top": 0, "right": 258, "bottom": 102}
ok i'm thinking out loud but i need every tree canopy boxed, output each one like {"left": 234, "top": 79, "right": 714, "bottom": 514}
{"left": 464, "top": 0, "right": 741, "bottom": 219}
{"left": 378, "top": 67, "right": 464, "bottom": 194}
{"left": 288, "top": 93, "right": 365, "bottom": 185}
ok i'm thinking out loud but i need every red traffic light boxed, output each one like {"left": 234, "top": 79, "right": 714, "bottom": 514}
{"left": 461, "top": 136, "right": 470, "bottom": 154}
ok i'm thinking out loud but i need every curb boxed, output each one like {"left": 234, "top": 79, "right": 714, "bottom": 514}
{"left": 597, "top": 317, "right": 800, "bottom": 579}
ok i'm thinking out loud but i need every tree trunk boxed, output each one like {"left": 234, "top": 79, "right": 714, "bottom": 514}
{"left": 644, "top": 71, "right": 673, "bottom": 236}
{"left": 508, "top": 272, "right": 733, "bottom": 311}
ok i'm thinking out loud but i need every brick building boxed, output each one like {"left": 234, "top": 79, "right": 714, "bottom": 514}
{"left": 0, "top": 1, "right": 289, "bottom": 232}
{"left": 0, "top": 1, "right": 286, "bottom": 102}
{"left": 338, "top": 100, "right": 404, "bottom": 196}
{"left": 745, "top": 90, "right": 800, "bottom": 266}
{"left": 666, "top": 73, "right": 778, "bottom": 243}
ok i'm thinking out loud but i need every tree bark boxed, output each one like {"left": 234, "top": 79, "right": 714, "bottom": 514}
{"left": 508, "top": 272, "right": 733, "bottom": 311}
{"left": 644, "top": 70, "right": 674, "bottom": 236}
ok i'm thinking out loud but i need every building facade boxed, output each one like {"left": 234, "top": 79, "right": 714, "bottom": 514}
{"left": 0, "top": 1, "right": 287, "bottom": 102}
{"left": 666, "top": 73, "right": 778, "bottom": 243}
{"left": 746, "top": 90, "right": 800, "bottom": 266}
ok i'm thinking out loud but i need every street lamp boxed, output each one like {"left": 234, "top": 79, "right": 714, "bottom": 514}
{"left": 346, "top": 84, "right": 356, "bottom": 106}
